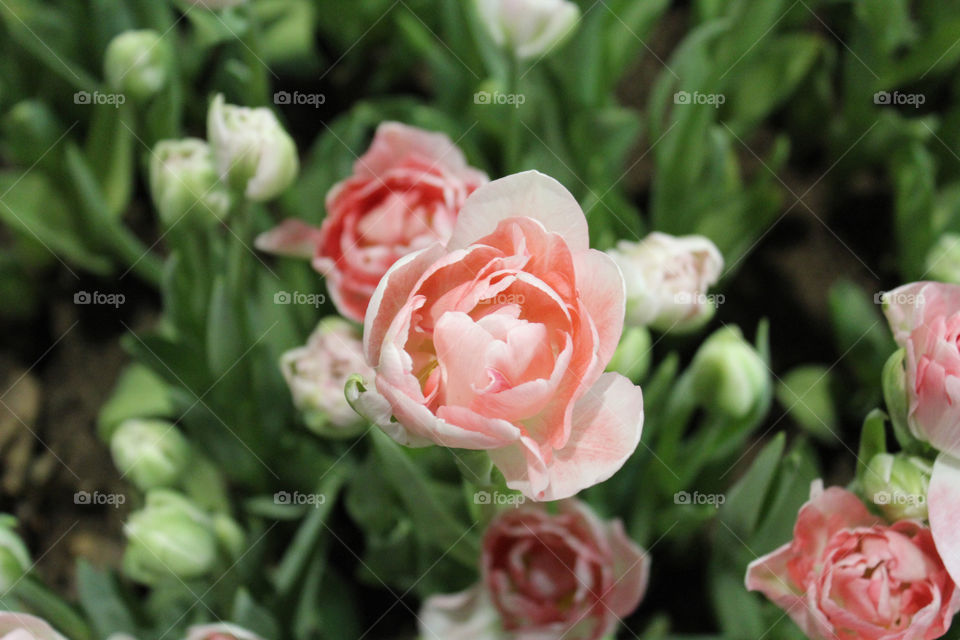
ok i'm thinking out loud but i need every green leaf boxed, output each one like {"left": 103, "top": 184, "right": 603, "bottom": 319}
{"left": 856, "top": 409, "right": 888, "bottom": 488}
{"left": 719, "top": 432, "right": 785, "bottom": 537}
{"left": 371, "top": 430, "right": 480, "bottom": 566}
{"left": 76, "top": 561, "right": 138, "bottom": 639}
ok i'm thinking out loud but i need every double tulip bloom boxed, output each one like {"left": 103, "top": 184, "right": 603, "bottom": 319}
{"left": 348, "top": 171, "right": 644, "bottom": 501}
{"left": 747, "top": 482, "right": 960, "bottom": 640}
{"left": 883, "top": 282, "right": 960, "bottom": 588}
{"left": 257, "top": 122, "right": 488, "bottom": 323}
{"left": 421, "top": 500, "right": 649, "bottom": 640}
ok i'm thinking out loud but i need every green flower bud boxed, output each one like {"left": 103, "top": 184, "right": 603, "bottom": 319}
{"left": 690, "top": 326, "right": 768, "bottom": 418}
{"left": 606, "top": 326, "right": 652, "bottom": 383}
{"left": 122, "top": 490, "right": 218, "bottom": 584}
{"left": 925, "top": 234, "right": 960, "bottom": 284}
{"left": 862, "top": 453, "right": 932, "bottom": 521}
{"left": 149, "top": 138, "right": 233, "bottom": 227}
{"left": 212, "top": 513, "right": 246, "bottom": 561}
{"left": 110, "top": 419, "right": 192, "bottom": 491}
{"left": 1, "top": 100, "right": 62, "bottom": 166}
{"left": 207, "top": 94, "right": 298, "bottom": 201}
{"left": 0, "top": 515, "right": 31, "bottom": 592}
{"left": 104, "top": 30, "right": 172, "bottom": 102}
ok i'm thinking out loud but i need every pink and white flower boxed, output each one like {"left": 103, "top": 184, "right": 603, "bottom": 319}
{"left": 420, "top": 500, "right": 649, "bottom": 640}
{"left": 0, "top": 613, "right": 67, "bottom": 640}
{"left": 256, "top": 122, "right": 487, "bottom": 323}
{"left": 348, "top": 171, "right": 644, "bottom": 501}
{"left": 746, "top": 481, "right": 960, "bottom": 640}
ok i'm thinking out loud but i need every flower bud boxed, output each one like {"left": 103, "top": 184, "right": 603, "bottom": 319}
{"left": 103, "top": 30, "right": 172, "bottom": 102}
{"left": 474, "top": 0, "right": 580, "bottom": 60}
{"left": 1, "top": 100, "right": 62, "bottom": 167}
{"left": 606, "top": 326, "right": 652, "bottom": 383}
{"left": 690, "top": 326, "right": 768, "bottom": 418}
{"left": 607, "top": 232, "right": 723, "bottom": 334}
{"left": 862, "top": 453, "right": 932, "bottom": 521}
{"left": 110, "top": 419, "right": 192, "bottom": 491}
{"left": 925, "top": 234, "right": 960, "bottom": 285}
{"left": 0, "top": 515, "right": 31, "bottom": 592}
{"left": 207, "top": 94, "right": 298, "bottom": 201}
{"left": 281, "top": 317, "right": 375, "bottom": 437}
{"left": 122, "top": 490, "right": 218, "bottom": 584}
{"left": 149, "top": 138, "right": 233, "bottom": 227}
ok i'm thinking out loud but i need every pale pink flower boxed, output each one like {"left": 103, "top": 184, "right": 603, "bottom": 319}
{"left": 256, "top": 122, "right": 487, "bottom": 323}
{"left": 185, "top": 623, "right": 263, "bottom": 640}
{"left": 348, "top": 171, "right": 644, "bottom": 501}
{"left": 746, "top": 481, "right": 960, "bottom": 640}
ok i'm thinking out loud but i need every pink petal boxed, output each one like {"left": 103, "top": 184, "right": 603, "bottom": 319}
{"left": 929, "top": 452, "right": 960, "bottom": 586}
{"left": 520, "top": 372, "right": 643, "bottom": 501}
{"left": 604, "top": 520, "right": 650, "bottom": 618}
{"left": 447, "top": 171, "right": 589, "bottom": 254}
{"left": 255, "top": 219, "right": 324, "bottom": 259}
{"left": 363, "top": 244, "right": 446, "bottom": 364}
{"left": 356, "top": 122, "right": 488, "bottom": 186}
{"left": 573, "top": 249, "right": 626, "bottom": 366}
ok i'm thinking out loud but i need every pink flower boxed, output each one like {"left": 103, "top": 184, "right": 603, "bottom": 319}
{"left": 348, "top": 171, "right": 644, "bottom": 501}
{"left": 883, "top": 282, "right": 960, "bottom": 458}
{"left": 0, "top": 612, "right": 66, "bottom": 640}
{"left": 256, "top": 122, "right": 487, "bottom": 323}
{"left": 746, "top": 482, "right": 960, "bottom": 640}
{"left": 420, "top": 500, "right": 649, "bottom": 640}
{"left": 280, "top": 317, "right": 375, "bottom": 437}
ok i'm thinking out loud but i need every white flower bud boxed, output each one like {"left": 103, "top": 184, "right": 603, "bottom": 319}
{"left": 206, "top": 94, "right": 298, "bottom": 201}
{"left": 690, "top": 326, "right": 768, "bottom": 418}
{"left": 110, "top": 419, "right": 192, "bottom": 491}
{"left": 475, "top": 0, "right": 580, "bottom": 60}
{"left": 149, "top": 138, "right": 233, "bottom": 226}
{"left": 607, "top": 232, "right": 723, "bottom": 334}
{"left": 281, "top": 317, "right": 375, "bottom": 437}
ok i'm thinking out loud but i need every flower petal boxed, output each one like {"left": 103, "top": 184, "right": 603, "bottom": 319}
{"left": 255, "top": 219, "right": 323, "bottom": 259}
{"left": 573, "top": 249, "right": 626, "bottom": 366}
{"left": 447, "top": 171, "right": 589, "bottom": 254}
{"left": 419, "top": 584, "right": 505, "bottom": 640}
{"left": 929, "top": 452, "right": 960, "bottom": 586}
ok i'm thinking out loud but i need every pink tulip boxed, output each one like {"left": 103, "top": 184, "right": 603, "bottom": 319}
{"left": 746, "top": 481, "right": 960, "bottom": 640}
{"left": 256, "top": 122, "right": 487, "bottom": 323}
{"left": 883, "top": 282, "right": 960, "bottom": 458}
{"left": 348, "top": 171, "right": 644, "bottom": 501}
{"left": 420, "top": 500, "right": 648, "bottom": 640}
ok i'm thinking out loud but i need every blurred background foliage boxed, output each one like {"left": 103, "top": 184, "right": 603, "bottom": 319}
{"left": 1, "top": 0, "right": 960, "bottom": 638}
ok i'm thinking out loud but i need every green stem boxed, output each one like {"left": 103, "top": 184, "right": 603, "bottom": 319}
{"left": 504, "top": 56, "right": 521, "bottom": 173}
{"left": 242, "top": 3, "right": 270, "bottom": 106}
{"left": 13, "top": 576, "right": 92, "bottom": 640}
